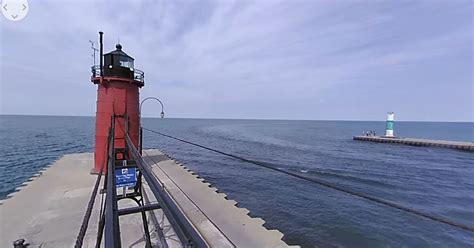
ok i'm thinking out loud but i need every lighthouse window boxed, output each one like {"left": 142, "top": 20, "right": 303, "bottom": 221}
{"left": 119, "top": 56, "right": 134, "bottom": 69}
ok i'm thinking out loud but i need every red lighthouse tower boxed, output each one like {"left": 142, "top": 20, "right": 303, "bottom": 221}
{"left": 91, "top": 32, "right": 144, "bottom": 173}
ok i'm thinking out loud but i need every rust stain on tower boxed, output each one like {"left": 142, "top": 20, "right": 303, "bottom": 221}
{"left": 90, "top": 33, "right": 144, "bottom": 173}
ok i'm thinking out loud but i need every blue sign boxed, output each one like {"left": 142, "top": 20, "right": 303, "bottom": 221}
{"left": 116, "top": 168, "right": 137, "bottom": 188}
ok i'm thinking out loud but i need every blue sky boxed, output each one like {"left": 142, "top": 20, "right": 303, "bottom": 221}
{"left": 1, "top": 0, "right": 472, "bottom": 121}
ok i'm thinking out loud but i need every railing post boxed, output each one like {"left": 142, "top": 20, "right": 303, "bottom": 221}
{"left": 139, "top": 127, "right": 143, "bottom": 155}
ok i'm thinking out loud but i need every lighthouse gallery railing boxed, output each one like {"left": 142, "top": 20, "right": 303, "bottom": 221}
{"left": 91, "top": 65, "right": 145, "bottom": 83}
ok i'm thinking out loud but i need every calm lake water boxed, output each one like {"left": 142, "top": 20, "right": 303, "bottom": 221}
{"left": 1, "top": 115, "right": 473, "bottom": 247}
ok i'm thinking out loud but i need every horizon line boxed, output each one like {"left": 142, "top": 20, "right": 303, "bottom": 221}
{"left": 1, "top": 114, "right": 473, "bottom": 123}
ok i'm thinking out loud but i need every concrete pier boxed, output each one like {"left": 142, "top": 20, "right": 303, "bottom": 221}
{"left": 0, "top": 153, "right": 171, "bottom": 247}
{"left": 353, "top": 136, "right": 474, "bottom": 151}
{"left": 0, "top": 150, "right": 294, "bottom": 247}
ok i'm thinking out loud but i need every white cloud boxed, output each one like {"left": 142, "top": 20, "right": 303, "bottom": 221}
{"left": 1, "top": 0, "right": 472, "bottom": 121}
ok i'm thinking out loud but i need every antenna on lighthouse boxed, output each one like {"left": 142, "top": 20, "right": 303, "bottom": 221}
{"left": 89, "top": 40, "right": 99, "bottom": 66}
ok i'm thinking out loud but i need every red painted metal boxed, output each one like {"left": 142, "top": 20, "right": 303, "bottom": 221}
{"left": 91, "top": 76, "right": 143, "bottom": 173}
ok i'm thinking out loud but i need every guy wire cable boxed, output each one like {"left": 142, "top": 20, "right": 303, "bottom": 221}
{"left": 142, "top": 127, "right": 474, "bottom": 233}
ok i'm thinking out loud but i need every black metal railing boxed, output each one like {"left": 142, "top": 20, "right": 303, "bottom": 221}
{"left": 91, "top": 65, "right": 145, "bottom": 83}
{"left": 126, "top": 133, "right": 208, "bottom": 247}
{"left": 133, "top": 69, "right": 145, "bottom": 82}
{"left": 91, "top": 114, "right": 207, "bottom": 247}
{"left": 91, "top": 65, "right": 101, "bottom": 78}
{"left": 104, "top": 120, "right": 122, "bottom": 247}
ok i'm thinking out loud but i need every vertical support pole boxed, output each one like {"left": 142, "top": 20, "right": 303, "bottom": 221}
{"left": 140, "top": 185, "right": 153, "bottom": 248}
{"left": 99, "top": 31, "right": 104, "bottom": 77}
{"left": 139, "top": 127, "right": 143, "bottom": 155}
{"left": 125, "top": 114, "right": 129, "bottom": 160}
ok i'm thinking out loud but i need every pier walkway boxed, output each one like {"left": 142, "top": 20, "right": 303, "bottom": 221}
{"left": 353, "top": 136, "right": 474, "bottom": 151}
{"left": 0, "top": 150, "right": 292, "bottom": 247}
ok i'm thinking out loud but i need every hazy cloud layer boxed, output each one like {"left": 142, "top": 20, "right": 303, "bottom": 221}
{"left": 1, "top": 0, "right": 472, "bottom": 121}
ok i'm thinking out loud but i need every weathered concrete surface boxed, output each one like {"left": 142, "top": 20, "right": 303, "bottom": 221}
{"left": 143, "top": 149, "right": 293, "bottom": 248}
{"left": 1, "top": 150, "right": 296, "bottom": 247}
{"left": 0, "top": 153, "right": 101, "bottom": 247}
{"left": 354, "top": 136, "right": 474, "bottom": 151}
{"left": 0, "top": 153, "right": 177, "bottom": 248}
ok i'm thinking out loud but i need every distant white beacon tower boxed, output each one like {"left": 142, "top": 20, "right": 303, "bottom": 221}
{"left": 385, "top": 112, "right": 395, "bottom": 137}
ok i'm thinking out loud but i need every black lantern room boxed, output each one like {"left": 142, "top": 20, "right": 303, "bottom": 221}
{"left": 103, "top": 44, "right": 135, "bottom": 79}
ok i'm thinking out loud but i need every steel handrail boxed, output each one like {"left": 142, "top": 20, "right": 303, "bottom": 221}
{"left": 125, "top": 134, "right": 208, "bottom": 247}
{"left": 104, "top": 119, "right": 122, "bottom": 248}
